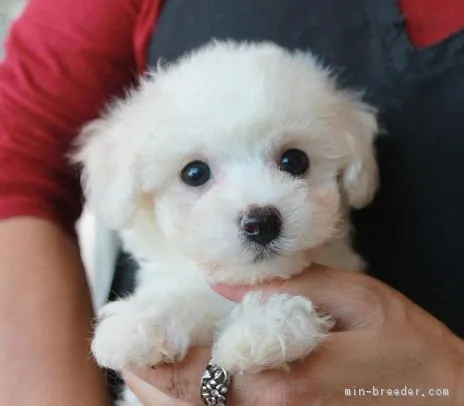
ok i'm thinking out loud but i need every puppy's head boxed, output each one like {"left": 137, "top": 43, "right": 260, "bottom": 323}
{"left": 73, "top": 41, "right": 378, "bottom": 284}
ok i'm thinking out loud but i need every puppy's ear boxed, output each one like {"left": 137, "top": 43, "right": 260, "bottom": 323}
{"left": 338, "top": 94, "right": 379, "bottom": 209}
{"left": 72, "top": 113, "right": 140, "bottom": 230}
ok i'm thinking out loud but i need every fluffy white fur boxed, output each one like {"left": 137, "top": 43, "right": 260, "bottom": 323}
{"left": 73, "top": 40, "right": 379, "bottom": 405}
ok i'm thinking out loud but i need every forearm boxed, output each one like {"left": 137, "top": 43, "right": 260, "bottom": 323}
{"left": 457, "top": 348, "right": 464, "bottom": 406}
{"left": 0, "top": 217, "right": 111, "bottom": 406}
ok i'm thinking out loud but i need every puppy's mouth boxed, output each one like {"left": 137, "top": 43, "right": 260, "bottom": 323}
{"left": 252, "top": 246, "right": 279, "bottom": 263}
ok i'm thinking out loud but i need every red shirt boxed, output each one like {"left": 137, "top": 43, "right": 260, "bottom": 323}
{"left": 0, "top": 0, "right": 463, "bottom": 236}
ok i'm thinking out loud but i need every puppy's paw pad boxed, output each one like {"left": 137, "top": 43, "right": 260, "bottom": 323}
{"left": 91, "top": 300, "right": 191, "bottom": 371}
{"left": 212, "top": 291, "right": 330, "bottom": 374}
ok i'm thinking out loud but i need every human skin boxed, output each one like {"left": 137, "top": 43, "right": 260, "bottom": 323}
{"left": 123, "top": 266, "right": 464, "bottom": 405}
{"left": 0, "top": 218, "right": 111, "bottom": 406}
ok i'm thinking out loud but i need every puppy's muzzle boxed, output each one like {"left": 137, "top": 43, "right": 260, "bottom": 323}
{"left": 241, "top": 206, "right": 282, "bottom": 246}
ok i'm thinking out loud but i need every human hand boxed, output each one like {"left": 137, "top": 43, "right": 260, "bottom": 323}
{"left": 122, "top": 265, "right": 464, "bottom": 405}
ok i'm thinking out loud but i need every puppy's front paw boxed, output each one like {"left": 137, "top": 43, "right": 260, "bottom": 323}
{"left": 212, "top": 292, "right": 331, "bottom": 374}
{"left": 91, "top": 298, "right": 195, "bottom": 371}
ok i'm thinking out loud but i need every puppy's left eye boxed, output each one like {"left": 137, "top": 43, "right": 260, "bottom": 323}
{"left": 181, "top": 160, "right": 211, "bottom": 186}
{"left": 279, "top": 149, "right": 310, "bottom": 176}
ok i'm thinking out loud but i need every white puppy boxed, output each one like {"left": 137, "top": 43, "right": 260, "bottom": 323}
{"left": 73, "top": 40, "right": 378, "bottom": 404}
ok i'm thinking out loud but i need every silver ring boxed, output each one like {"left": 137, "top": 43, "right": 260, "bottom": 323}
{"left": 200, "top": 358, "right": 231, "bottom": 406}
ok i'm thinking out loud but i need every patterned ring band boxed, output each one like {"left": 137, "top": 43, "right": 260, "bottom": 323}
{"left": 200, "top": 358, "right": 231, "bottom": 406}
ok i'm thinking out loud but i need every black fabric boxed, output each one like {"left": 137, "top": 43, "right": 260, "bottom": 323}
{"left": 109, "top": 251, "right": 138, "bottom": 301}
{"left": 141, "top": 0, "right": 464, "bottom": 337}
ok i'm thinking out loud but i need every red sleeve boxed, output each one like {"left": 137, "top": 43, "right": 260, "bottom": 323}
{"left": 399, "top": 0, "right": 464, "bottom": 48}
{"left": 0, "top": 0, "right": 161, "bottom": 237}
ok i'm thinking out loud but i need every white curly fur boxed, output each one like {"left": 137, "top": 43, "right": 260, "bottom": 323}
{"left": 73, "top": 40, "right": 379, "bottom": 405}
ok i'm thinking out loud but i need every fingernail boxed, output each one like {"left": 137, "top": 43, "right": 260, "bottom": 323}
{"left": 121, "top": 369, "right": 152, "bottom": 389}
{"left": 122, "top": 369, "right": 171, "bottom": 405}
{"left": 211, "top": 283, "right": 250, "bottom": 301}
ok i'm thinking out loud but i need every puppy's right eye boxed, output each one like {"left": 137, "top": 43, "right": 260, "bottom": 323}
{"left": 180, "top": 161, "right": 211, "bottom": 187}
{"left": 279, "top": 149, "right": 310, "bottom": 176}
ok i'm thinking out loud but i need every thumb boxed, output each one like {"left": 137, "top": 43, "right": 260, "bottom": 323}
{"left": 123, "top": 348, "right": 211, "bottom": 405}
{"left": 212, "top": 264, "right": 386, "bottom": 330}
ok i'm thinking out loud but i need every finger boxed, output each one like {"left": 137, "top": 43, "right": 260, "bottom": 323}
{"left": 123, "top": 347, "right": 275, "bottom": 406}
{"left": 126, "top": 348, "right": 265, "bottom": 405}
{"left": 212, "top": 264, "right": 389, "bottom": 329}
{"left": 122, "top": 369, "right": 189, "bottom": 406}
{"left": 127, "top": 348, "right": 210, "bottom": 404}
{"left": 122, "top": 335, "right": 359, "bottom": 406}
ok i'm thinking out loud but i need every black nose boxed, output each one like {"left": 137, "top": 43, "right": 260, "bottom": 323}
{"left": 241, "top": 206, "right": 282, "bottom": 246}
